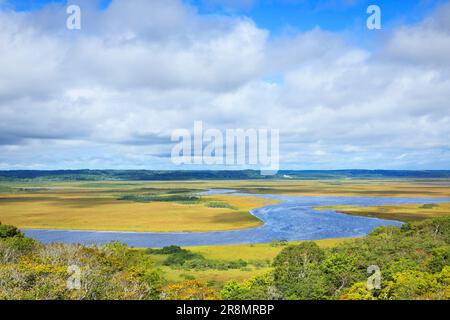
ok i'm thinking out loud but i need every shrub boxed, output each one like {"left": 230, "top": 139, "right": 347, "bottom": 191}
{"left": 0, "top": 222, "right": 23, "bottom": 238}
{"left": 272, "top": 242, "right": 327, "bottom": 299}
{"left": 221, "top": 272, "right": 279, "bottom": 300}
{"left": 163, "top": 250, "right": 202, "bottom": 266}
{"left": 205, "top": 202, "right": 236, "bottom": 209}
{"left": 161, "top": 280, "right": 219, "bottom": 300}
{"left": 118, "top": 194, "right": 200, "bottom": 204}
{"left": 270, "top": 239, "right": 288, "bottom": 247}
{"left": 419, "top": 203, "right": 438, "bottom": 209}
{"left": 427, "top": 246, "right": 450, "bottom": 273}
{"left": 0, "top": 235, "right": 163, "bottom": 300}
{"left": 146, "top": 245, "right": 185, "bottom": 255}
{"left": 340, "top": 282, "right": 375, "bottom": 300}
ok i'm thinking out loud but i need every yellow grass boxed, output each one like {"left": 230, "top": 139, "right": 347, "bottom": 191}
{"left": 151, "top": 238, "right": 353, "bottom": 285}
{"left": 5, "top": 178, "right": 450, "bottom": 197}
{"left": 334, "top": 202, "right": 450, "bottom": 221}
{"left": 98, "top": 179, "right": 450, "bottom": 197}
{"left": 217, "top": 180, "right": 450, "bottom": 197}
{"left": 1, "top": 179, "right": 449, "bottom": 232}
{"left": 187, "top": 238, "right": 352, "bottom": 261}
{"left": 0, "top": 192, "right": 276, "bottom": 232}
{"left": 161, "top": 266, "right": 272, "bottom": 285}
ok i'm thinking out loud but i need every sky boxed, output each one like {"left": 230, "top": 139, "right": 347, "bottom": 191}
{"left": 0, "top": 0, "right": 449, "bottom": 170}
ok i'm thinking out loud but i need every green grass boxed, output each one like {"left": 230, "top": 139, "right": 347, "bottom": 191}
{"left": 186, "top": 238, "right": 352, "bottom": 261}
{"left": 143, "top": 238, "right": 352, "bottom": 287}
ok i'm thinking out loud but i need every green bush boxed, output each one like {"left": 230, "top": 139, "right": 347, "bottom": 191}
{"left": 427, "top": 246, "right": 450, "bottom": 273}
{"left": 147, "top": 246, "right": 247, "bottom": 270}
{"left": 146, "top": 245, "right": 185, "bottom": 255}
{"left": 205, "top": 202, "right": 237, "bottom": 209}
{"left": 118, "top": 194, "right": 200, "bottom": 203}
{"left": 163, "top": 250, "right": 202, "bottom": 266}
{"left": 419, "top": 203, "right": 438, "bottom": 209}
{"left": 221, "top": 272, "right": 278, "bottom": 300}
{"left": 272, "top": 242, "right": 326, "bottom": 299}
{"left": 0, "top": 222, "right": 23, "bottom": 238}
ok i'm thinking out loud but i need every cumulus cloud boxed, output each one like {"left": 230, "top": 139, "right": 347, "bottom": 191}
{"left": 0, "top": 0, "right": 449, "bottom": 169}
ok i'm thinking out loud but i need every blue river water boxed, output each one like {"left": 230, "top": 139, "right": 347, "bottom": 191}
{"left": 22, "top": 190, "right": 450, "bottom": 247}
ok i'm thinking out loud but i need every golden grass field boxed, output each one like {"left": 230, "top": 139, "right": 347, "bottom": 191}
{"left": 147, "top": 238, "right": 352, "bottom": 285}
{"left": 81, "top": 179, "right": 450, "bottom": 197}
{"left": 5, "top": 178, "right": 450, "bottom": 197}
{"left": 209, "top": 179, "right": 450, "bottom": 198}
{"left": 0, "top": 179, "right": 449, "bottom": 232}
{"left": 187, "top": 238, "right": 350, "bottom": 260}
{"left": 330, "top": 202, "right": 450, "bottom": 221}
{"left": 0, "top": 192, "right": 276, "bottom": 232}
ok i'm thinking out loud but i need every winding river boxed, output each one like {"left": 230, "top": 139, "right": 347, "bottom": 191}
{"left": 23, "top": 190, "right": 450, "bottom": 247}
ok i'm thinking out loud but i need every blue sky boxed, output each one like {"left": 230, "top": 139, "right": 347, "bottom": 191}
{"left": 0, "top": 0, "right": 450, "bottom": 170}
{"left": 194, "top": 0, "right": 444, "bottom": 32}
{"left": 6, "top": 0, "right": 446, "bottom": 32}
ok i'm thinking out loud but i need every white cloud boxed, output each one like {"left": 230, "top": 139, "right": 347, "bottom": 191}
{"left": 0, "top": 0, "right": 449, "bottom": 169}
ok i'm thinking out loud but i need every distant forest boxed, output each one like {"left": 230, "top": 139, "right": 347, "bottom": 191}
{"left": 1, "top": 170, "right": 450, "bottom": 181}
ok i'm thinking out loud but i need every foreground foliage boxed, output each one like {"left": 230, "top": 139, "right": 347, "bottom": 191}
{"left": 221, "top": 217, "right": 450, "bottom": 300}
{"left": 0, "top": 233, "right": 164, "bottom": 299}
{"left": 0, "top": 217, "right": 449, "bottom": 300}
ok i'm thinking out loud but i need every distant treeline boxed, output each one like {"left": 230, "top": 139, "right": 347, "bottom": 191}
{"left": 0, "top": 169, "right": 450, "bottom": 181}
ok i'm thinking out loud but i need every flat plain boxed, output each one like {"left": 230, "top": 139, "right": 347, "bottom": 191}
{"left": 0, "top": 185, "right": 275, "bottom": 232}
{"left": 1, "top": 179, "right": 449, "bottom": 232}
